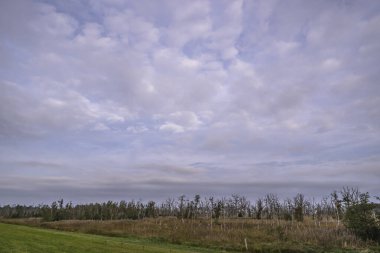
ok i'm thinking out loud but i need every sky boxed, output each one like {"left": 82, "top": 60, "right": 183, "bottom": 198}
{"left": 1, "top": 0, "right": 380, "bottom": 205}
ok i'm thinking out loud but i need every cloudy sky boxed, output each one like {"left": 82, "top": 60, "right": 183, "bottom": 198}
{"left": 1, "top": 0, "right": 380, "bottom": 204}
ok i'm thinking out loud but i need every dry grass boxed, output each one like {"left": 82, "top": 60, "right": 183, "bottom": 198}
{"left": 1, "top": 217, "right": 377, "bottom": 252}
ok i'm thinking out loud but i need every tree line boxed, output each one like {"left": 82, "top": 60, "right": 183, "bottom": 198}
{"left": 1, "top": 187, "right": 379, "bottom": 241}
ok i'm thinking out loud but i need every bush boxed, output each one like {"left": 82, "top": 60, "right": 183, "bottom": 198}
{"left": 343, "top": 193, "right": 380, "bottom": 242}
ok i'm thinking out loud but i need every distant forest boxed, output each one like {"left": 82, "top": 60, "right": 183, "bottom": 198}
{"left": 1, "top": 187, "right": 379, "bottom": 223}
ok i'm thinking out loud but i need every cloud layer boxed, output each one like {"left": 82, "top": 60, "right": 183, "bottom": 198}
{"left": 1, "top": 0, "right": 379, "bottom": 204}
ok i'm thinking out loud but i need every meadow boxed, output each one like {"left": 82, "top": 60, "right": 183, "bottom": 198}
{"left": 1, "top": 217, "right": 379, "bottom": 253}
{"left": 0, "top": 222, "right": 224, "bottom": 253}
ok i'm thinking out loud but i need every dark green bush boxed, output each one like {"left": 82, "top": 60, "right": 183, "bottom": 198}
{"left": 343, "top": 193, "right": 380, "bottom": 242}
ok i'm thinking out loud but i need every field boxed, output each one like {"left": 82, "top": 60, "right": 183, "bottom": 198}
{"left": 2, "top": 218, "right": 379, "bottom": 253}
{"left": 0, "top": 222, "right": 224, "bottom": 253}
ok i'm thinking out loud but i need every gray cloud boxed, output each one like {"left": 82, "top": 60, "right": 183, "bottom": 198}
{"left": 0, "top": 0, "right": 379, "bottom": 204}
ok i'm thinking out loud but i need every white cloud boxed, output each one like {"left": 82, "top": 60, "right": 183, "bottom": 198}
{"left": 92, "top": 122, "right": 110, "bottom": 131}
{"left": 274, "top": 40, "right": 299, "bottom": 55}
{"left": 104, "top": 9, "right": 159, "bottom": 50}
{"left": 157, "top": 111, "right": 203, "bottom": 134}
{"left": 168, "top": 111, "right": 202, "bottom": 130}
{"left": 322, "top": 58, "right": 341, "bottom": 70}
{"left": 1, "top": 0, "right": 379, "bottom": 202}
{"left": 127, "top": 125, "right": 148, "bottom": 134}
{"left": 29, "top": 3, "right": 78, "bottom": 38}
{"left": 159, "top": 122, "right": 185, "bottom": 133}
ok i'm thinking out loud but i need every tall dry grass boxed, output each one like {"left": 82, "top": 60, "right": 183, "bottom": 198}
{"left": 1, "top": 217, "right": 375, "bottom": 252}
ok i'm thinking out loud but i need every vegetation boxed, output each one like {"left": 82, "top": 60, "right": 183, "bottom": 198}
{"left": 343, "top": 193, "right": 380, "bottom": 242}
{"left": 0, "top": 222, "right": 219, "bottom": 253}
{"left": 1, "top": 190, "right": 375, "bottom": 223}
{"left": 2, "top": 217, "right": 374, "bottom": 253}
{"left": 1, "top": 188, "right": 379, "bottom": 252}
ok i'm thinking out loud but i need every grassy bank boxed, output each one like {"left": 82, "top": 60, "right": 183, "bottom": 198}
{"left": 0, "top": 222, "right": 224, "bottom": 253}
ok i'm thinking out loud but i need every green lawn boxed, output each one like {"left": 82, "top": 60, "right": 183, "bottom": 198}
{"left": 0, "top": 222, "right": 223, "bottom": 253}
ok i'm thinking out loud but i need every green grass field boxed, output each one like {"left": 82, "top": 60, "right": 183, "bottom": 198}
{"left": 0, "top": 222, "right": 224, "bottom": 253}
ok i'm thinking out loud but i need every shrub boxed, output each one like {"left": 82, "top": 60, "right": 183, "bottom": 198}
{"left": 343, "top": 192, "right": 380, "bottom": 242}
